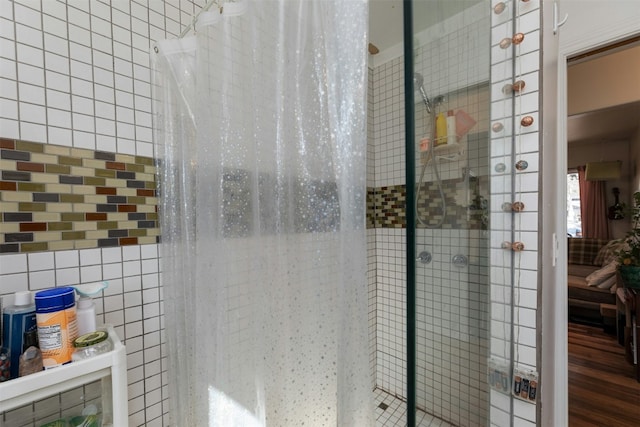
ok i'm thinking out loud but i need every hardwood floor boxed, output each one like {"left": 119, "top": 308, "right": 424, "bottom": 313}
{"left": 569, "top": 322, "right": 640, "bottom": 426}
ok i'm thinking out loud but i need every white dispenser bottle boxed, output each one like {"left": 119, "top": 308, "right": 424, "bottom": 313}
{"left": 72, "top": 282, "right": 109, "bottom": 336}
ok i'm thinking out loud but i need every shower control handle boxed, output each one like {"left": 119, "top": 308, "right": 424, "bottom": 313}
{"left": 452, "top": 254, "right": 468, "bottom": 268}
{"left": 417, "top": 251, "right": 432, "bottom": 265}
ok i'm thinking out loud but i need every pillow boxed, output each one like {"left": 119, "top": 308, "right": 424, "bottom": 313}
{"left": 593, "top": 240, "right": 625, "bottom": 266}
{"left": 596, "top": 274, "right": 617, "bottom": 290}
{"left": 585, "top": 261, "right": 617, "bottom": 286}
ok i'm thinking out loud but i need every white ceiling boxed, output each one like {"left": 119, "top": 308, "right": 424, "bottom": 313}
{"left": 568, "top": 101, "right": 640, "bottom": 145}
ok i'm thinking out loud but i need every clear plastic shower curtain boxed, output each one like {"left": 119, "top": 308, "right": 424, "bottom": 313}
{"left": 151, "top": 1, "right": 371, "bottom": 425}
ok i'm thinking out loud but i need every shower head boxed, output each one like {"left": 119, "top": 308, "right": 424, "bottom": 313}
{"left": 413, "top": 72, "right": 432, "bottom": 113}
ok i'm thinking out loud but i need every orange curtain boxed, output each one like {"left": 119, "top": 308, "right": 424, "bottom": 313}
{"left": 577, "top": 166, "right": 609, "bottom": 239}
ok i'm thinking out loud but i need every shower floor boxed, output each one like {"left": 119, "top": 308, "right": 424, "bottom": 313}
{"left": 374, "top": 388, "right": 454, "bottom": 427}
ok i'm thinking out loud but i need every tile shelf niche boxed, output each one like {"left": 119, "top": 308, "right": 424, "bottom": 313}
{"left": 0, "top": 325, "right": 128, "bottom": 427}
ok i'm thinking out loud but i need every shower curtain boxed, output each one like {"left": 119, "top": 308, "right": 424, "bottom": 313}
{"left": 151, "top": 1, "right": 371, "bottom": 425}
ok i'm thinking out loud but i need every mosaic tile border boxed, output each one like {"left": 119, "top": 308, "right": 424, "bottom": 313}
{"left": 0, "top": 138, "right": 158, "bottom": 253}
{"left": 367, "top": 181, "right": 487, "bottom": 230}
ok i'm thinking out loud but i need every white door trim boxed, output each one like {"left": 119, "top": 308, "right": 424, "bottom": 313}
{"left": 544, "top": 1, "right": 640, "bottom": 424}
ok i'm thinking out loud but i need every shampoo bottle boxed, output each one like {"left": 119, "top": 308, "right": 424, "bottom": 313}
{"left": 446, "top": 110, "right": 457, "bottom": 144}
{"left": 3, "top": 291, "right": 37, "bottom": 379}
{"left": 435, "top": 112, "right": 448, "bottom": 146}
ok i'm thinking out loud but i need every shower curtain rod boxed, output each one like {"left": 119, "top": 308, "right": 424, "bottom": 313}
{"left": 179, "top": 0, "right": 222, "bottom": 38}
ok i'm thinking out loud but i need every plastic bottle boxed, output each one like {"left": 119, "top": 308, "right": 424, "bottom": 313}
{"left": 35, "top": 287, "right": 78, "bottom": 369}
{"left": 0, "top": 300, "right": 10, "bottom": 382}
{"left": 446, "top": 110, "right": 457, "bottom": 144}
{"left": 72, "top": 282, "right": 108, "bottom": 336}
{"left": 19, "top": 329, "right": 43, "bottom": 377}
{"left": 2, "top": 291, "right": 37, "bottom": 379}
{"left": 435, "top": 112, "right": 447, "bottom": 146}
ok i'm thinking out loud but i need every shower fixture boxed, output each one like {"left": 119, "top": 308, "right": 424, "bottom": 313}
{"left": 414, "top": 73, "right": 447, "bottom": 228}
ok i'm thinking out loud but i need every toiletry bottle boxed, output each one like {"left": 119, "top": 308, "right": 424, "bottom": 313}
{"left": 435, "top": 112, "right": 447, "bottom": 146}
{"left": 3, "top": 291, "right": 37, "bottom": 379}
{"left": 446, "top": 110, "right": 457, "bottom": 144}
{"left": 0, "top": 300, "right": 10, "bottom": 382}
{"left": 72, "top": 282, "right": 108, "bottom": 336}
{"left": 76, "top": 296, "right": 97, "bottom": 336}
{"left": 19, "top": 329, "right": 43, "bottom": 377}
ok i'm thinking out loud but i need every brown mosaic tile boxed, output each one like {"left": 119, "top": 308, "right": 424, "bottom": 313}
{"left": 20, "top": 222, "right": 47, "bottom": 232}
{"left": 17, "top": 162, "right": 45, "bottom": 172}
{"left": 117, "top": 204, "right": 137, "bottom": 213}
{"left": 95, "top": 186, "right": 117, "bottom": 195}
{"left": 106, "top": 161, "right": 126, "bottom": 170}
{"left": 136, "top": 189, "right": 154, "bottom": 197}
{"left": 0, "top": 181, "right": 16, "bottom": 191}
{"left": 119, "top": 237, "right": 138, "bottom": 245}
{"left": 0, "top": 138, "right": 15, "bottom": 149}
{"left": 85, "top": 213, "right": 107, "bottom": 221}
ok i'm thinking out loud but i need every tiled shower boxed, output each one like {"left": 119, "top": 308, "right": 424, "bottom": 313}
{"left": 367, "top": 5, "right": 492, "bottom": 425}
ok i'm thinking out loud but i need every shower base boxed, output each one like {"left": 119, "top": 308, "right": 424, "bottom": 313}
{"left": 374, "top": 388, "right": 454, "bottom": 427}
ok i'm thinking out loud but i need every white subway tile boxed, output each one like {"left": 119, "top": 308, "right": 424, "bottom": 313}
{"left": 81, "top": 265, "right": 103, "bottom": 283}
{"left": 92, "top": 32, "right": 113, "bottom": 54}
{"left": 19, "top": 101, "right": 46, "bottom": 123}
{"left": 20, "top": 120, "right": 47, "bottom": 142}
{"left": 78, "top": 248, "right": 101, "bottom": 265}
{"left": 67, "top": 6, "right": 90, "bottom": 31}
{"left": 19, "top": 82, "right": 45, "bottom": 105}
{"left": 47, "top": 107, "right": 72, "bottom": 129}
{"left": 46, "top": 73, "right": 71, "bottom": 96}
{"left": 91, "top": 16, "right": 112, "bottom": 38}
{"left": 13, "top": 3, "right": 41, "bottom": 30}
{"left": 43, "top": 33, "right": 68, "bottom": 57}
{"left": 96, "top": 134, "right": 116, "bottom": 152}
{"left": 56, "top": 267, "right": 80, "bottom": 286}
{"left": 0, "top": 253, "right": 28, "bottom": 275}
{"left": 47, "top": 126, "right": 71, "bottom": 145}
{"left": 103, "top": 262, "right": 123, "bottom": 280}
{"left": 44, "top": 51, "right": 69, "bottom": 75}
{"left": 0, "top": 97, "right": 18, "bottom": 120}
{"left": 16, "top": 42, "right": 43, "bottom": 68}
{"left": 15, "top": 23, "right": 43, "bottom": 49}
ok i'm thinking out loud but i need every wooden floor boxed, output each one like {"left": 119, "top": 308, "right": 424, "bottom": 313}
{"left": 569, "top": 322, "right": 640, "bottom": 426}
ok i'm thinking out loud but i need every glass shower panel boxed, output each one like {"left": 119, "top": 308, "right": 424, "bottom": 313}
{"left": 411, "top": 1, "right": 491, "bottom": 425}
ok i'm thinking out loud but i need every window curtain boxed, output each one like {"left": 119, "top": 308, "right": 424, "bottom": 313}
{"left": 577, "top": 165, "right": 609, "bottom": 239}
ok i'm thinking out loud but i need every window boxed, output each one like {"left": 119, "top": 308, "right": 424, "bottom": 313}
{"left": 567, "top": 171, "right": 582, "bottom": 237}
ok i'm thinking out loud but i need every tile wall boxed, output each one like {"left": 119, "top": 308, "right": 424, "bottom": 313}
{"left": 488, "top": 0, "right": 541, "bottom": 425}
{"left": 0, "top": 0, "right": 208, "bottom": 425}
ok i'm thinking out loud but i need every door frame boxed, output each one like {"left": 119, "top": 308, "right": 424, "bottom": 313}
{"left": 542, "top": 1, "right": 640, "bottom": 425}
